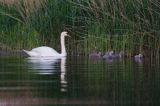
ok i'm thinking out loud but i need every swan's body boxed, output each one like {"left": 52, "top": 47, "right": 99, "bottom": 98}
{"left": 112, "top": 51, "right": 124, "bottom": 58}
{"left": 89, "top": 52, "right": 101, "bottom": 58}
{"left": 23, "top": 31, "right": 70, "bottom": 57}
{"left": 103, "top": 51, "right": 124, "bottom": 59}
{"left": 23, "top": 46, "right": 61, "bottom": 57}
{"left": 103, "top": 51, "right": 113, "bottom": 59}
{"left": 134, "top": 54, "right": 143, "bottom": 59}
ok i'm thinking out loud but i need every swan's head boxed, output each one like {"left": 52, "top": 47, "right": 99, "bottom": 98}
{"left": 139, "top": 54, "right": 143, "bottom": 58}
{"left": 109, "top": 51, "right": 114, "bottom": 56}
{"left": 61, "top": 31, "right": 70, "bottom": 37}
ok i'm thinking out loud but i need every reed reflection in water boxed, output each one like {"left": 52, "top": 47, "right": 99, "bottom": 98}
{"left": 0, "top": 56, "right": 160, "bottom": 105}
{"left": 0, "top": 56, "right": 69, "bottom": 105}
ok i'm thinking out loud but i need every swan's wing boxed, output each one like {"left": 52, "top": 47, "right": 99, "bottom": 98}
{"left": 31, "top": 46, "right": 60, "bottom": 56}
{"left": 23, "top": 50, "right": 38, "bottom": 57}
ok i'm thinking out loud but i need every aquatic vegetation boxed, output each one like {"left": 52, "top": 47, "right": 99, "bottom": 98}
{"left": 0, "top": 0, "right": 160, "bottom": 57}
{"left": 68, "top": 0, "right": 160, "bottom": 57}
{"left": 0, "top": 23, "right": 39, "bottom": 50}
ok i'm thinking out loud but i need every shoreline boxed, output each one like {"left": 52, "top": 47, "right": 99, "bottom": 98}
{"left": 0, "top": 49, "right": 27, "bottom": 57}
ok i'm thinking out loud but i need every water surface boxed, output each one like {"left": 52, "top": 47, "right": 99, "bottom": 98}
{"left": 0, "top": 56, "right": 160, "bottom": 106}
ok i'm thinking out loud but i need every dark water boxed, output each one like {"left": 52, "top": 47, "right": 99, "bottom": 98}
{"left": 0, "top": 56, "right": 160, "bottom": 106}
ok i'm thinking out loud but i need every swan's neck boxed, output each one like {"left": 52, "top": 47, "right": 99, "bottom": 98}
{"left": 60, "top": 36, "right": 66, "bottom": 56}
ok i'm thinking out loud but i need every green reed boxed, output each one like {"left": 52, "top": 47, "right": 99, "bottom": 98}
{"left": 0, "top": 0, "right": 160, "bottom": 57}
{"left": 67, "top": 0, "right": 160, "bottom": 57}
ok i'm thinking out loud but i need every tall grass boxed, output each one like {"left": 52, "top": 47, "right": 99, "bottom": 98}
{"left": 0, "top": 0, "right": 160, "bottom": 57}
{"left": 0, "top": 0, "right": 42, "bottom": 51}
{"left": 68, "top": 0, "right": 160, "bottom": 57}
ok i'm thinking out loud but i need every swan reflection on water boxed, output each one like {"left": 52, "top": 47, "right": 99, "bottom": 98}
{"left": 26, "top": 57, "right": 66, "bottom": 75}
{"left": 25, "top": 57, "right": 67, "bottom": 92}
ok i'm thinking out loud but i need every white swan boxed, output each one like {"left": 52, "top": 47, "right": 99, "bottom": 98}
{"left": 134, "top": 54, "right": 143, "bottom": 59}
{"left": 23, "top": 31, "right": 70, "bottom": 57}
